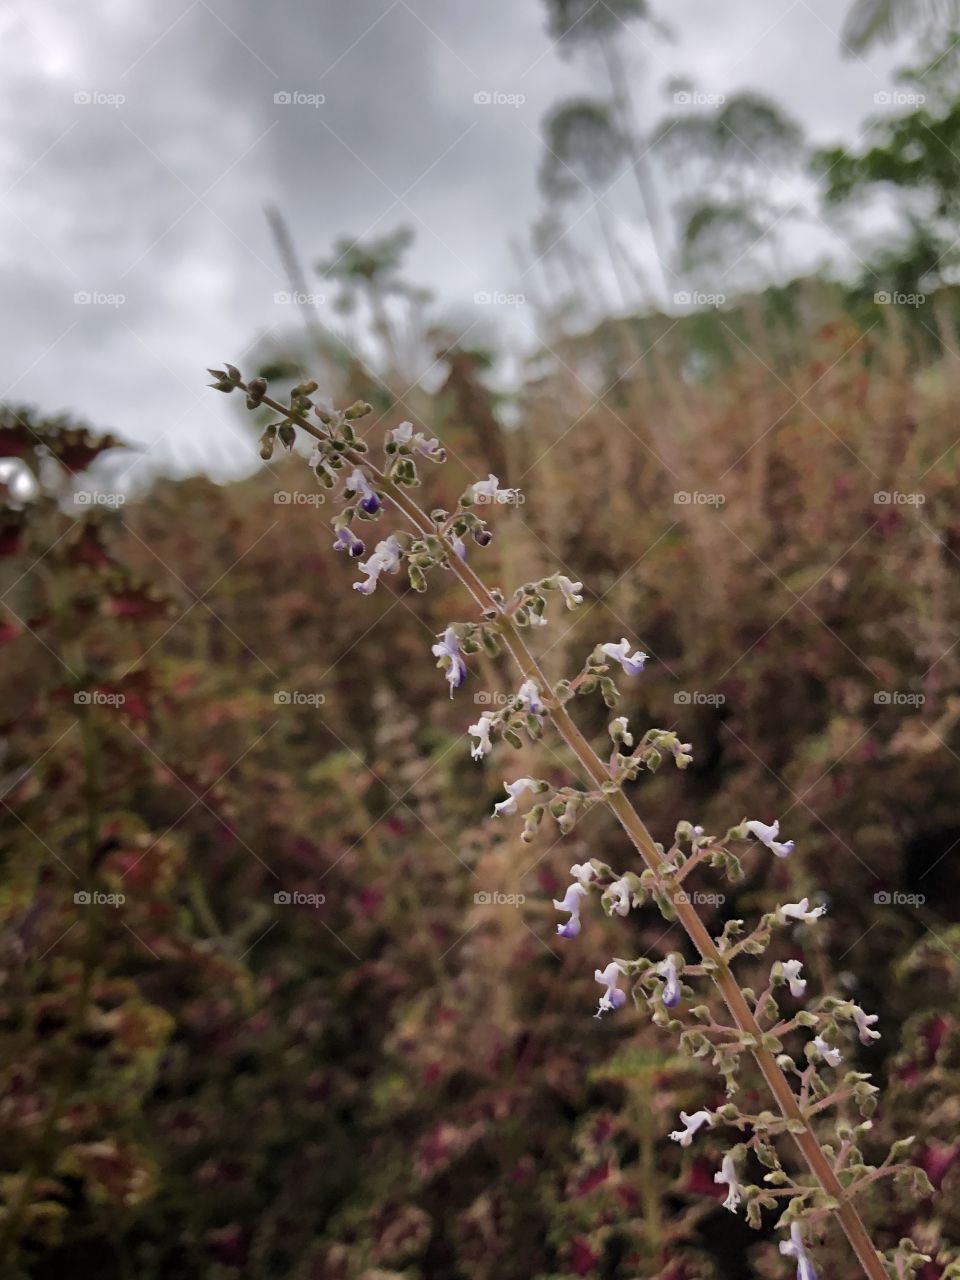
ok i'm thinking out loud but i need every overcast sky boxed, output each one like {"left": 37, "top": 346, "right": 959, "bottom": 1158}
{"left": 1, "top": 0, "right": 909, "bottom": 485}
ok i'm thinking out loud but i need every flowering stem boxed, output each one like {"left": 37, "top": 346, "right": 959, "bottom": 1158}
{"left": 246, "top": 388, "right": 888, "bottom": 1280}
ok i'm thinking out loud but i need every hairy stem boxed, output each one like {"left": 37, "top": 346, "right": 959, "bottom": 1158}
{"left": 250, "top": 387, "right": 888, "bottom": 1280}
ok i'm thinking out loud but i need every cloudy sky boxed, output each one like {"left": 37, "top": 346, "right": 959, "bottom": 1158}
{"left": 1, "top": 0, "right": 908, "bottom": 484}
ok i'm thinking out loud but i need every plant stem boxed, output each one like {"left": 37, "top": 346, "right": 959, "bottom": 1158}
{"left": 249, "top": 387, "right": 889, "bottom": 1280}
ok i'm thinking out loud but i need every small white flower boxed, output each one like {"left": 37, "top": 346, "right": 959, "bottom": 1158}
{"left": 669, "top": 1109, "right": 713, "bottom": 1147}
{"left": 594, "top": 960, "right": 627, "bottom": 1017}
{"left": 553, "top": 881, "right": 587, "bottom": 938}
{"left": 554, "top": 575, "right": 584, "bottom": 609}
{"left": 468, "top": 713, "right": 495, "bottom": 760}
{"left": 390, "top": 420, "right": 446, "bottom": 460}
{"left": 780, "top": 1221, "right": 818, "bottom": 1280}
{"left": 431, "top": 626, "right": 467, "bottom": 697}
{"left": 516, "top": 679, "right": 545, "bottom": 715}
{"left": 605, "top": 876, "right": 633, "bottom": 917}
{"left": 782, "top": 959, "right": 807, "bottom": 999}
{"left": 492, "top": 777, "right": 539, "bottom": 817}
{"left": 599, "top": 637, "right": 647, "bottom": 675}
{"left": 714, "top": 1151, "right": 742, "bottom": 1213}
{"left": 777, "top": 898, "right": 827, "bottom": 926}
{"left": 609, "top": 716, "right": 634, "bottom": 747}
{"left": 569, "top": 862, "right": 596, "bottom": 886}
{"left": 745, "top": 818, "right": 795, "bottom": 858}
{"left": 471, "top": 474, "right": 519, "bottom": 504}
{"left": 813, "top": 1035, "right": 842, "bottom": 1067}
{"left": 353, "top": 535, "right": 402, "bottom": 594}
{"left": 852, "top": 1006, "right": 881, "bottom": 1044}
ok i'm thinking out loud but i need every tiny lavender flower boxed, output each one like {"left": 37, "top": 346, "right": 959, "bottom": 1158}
{"left": 516, "top": 679, "right": 545, "bottom": 716}
{"left": 432, "top": 626, "right": 467, "bottom": 697}
{"left": 553, "top": 881, "right": 587, "bottom": 938}
{"left": 353, "top": 535, "right": 402, "bottom": 594}
{"left": 333, "top": 525, "right": 365, "bottom": 558}
{"left": 594, "top": 960, "right": 627, "bottom": 1016}
{"left": 669, "top": 1109, "right": 714, "bottom": 1147}
{"left": 468, "top": 712, "right": 494, "bottom": 760}
{"left": 390, "top": 421, "right": 446, "bottom": 460}
{"left": 777, "top": 898, "right": 827, "bottom": 925}
{"left": 493, "top": 777, "right": 539, "bottom": 816}
{"left": 813, "top": 1035, "right": 843, "bottom": 1067}
{"left": 554, "top": 575, "right": 584, "bottom": 608}
{"left": 745, "top": 818, "right": 795, "bottom": 858}
{"left": 600, "top": 637, "right": 648, "bottom": 675}
{"left": 852, "top": 1005, "right": 881, "bottom": 1044}
{"left": 782, "top": 959, "right": 807, "bottom": 999}
{"left": 346, "top": 466, "right": 381, "bottom": 515}
{"left": 471, "top": 474, "right": 519, "bottom": 505}
{"left": 658, "top": 955, "right": 682, "bottom": 1008}
{"left": 780, "top": 1221, "right": 818, "bottom": 1280}
{"left": 714, "top": 1151, "right": 742, "bottom": 1212}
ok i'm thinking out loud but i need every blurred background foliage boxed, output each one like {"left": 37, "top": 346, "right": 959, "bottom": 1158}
{"left": 3, "top": 3, "right": 960, "bottom": 1278}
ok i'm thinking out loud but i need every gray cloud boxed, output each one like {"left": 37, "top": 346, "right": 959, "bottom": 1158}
{"left": 0, "top": 0, "right": 908, "bottom": 482}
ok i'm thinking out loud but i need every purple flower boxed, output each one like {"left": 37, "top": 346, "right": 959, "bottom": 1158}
{"left": 594, "top": 960, "right": 627, "bottom": 1017}
{"left": 780, "top": 1222, "right": 818, "bottom": 1280}
{"left": 431, "top": 626, "right": 467, "bottom": 697}
{"left": 658, "top": 955, "right": 681, "bottom": 1008}
{"left": 745, "top": 818, "right": 795, "bottom": 858}
{"left": 516, "top": 679, "right": 544, "bottom": 716}
{"left": 346, "top": 466, "right": 381, "bottom": 515}
{"left": 333, "top": 525, "right": 365, "bottom": 558}
{"left": 553, "top": 881, "right": 587, "bottom": 938}
{"left": 600, "top": 638, "right": 647, "bottom": 675}
{"left": 813, "top": 1035, "right": 842, "bottom": 1067}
